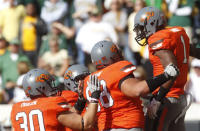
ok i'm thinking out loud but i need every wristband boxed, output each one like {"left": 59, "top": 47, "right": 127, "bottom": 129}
{"left": 81, "top": 117, "right": 84, "bottom": 131}
{"left": 89, "top": 98, "right": 99, "bottom": 103}
{"left": 74, "top": 97, "right": 86, "bottom": 112}
{"left": 155, "top": 86, "right": 169, "bottom": 101}
{"left": 146, "top": 73, "right": 170, "bottom": 92}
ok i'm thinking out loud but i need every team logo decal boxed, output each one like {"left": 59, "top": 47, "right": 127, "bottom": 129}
{"left": 64, "top": 71, "right": 72, "bottom": 80}
{"left": 36, "top": 74, "right": 50, "bottom": 82}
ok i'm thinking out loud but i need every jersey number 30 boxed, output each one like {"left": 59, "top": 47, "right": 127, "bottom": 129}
{"left": 16, "top": 109, "right": 45, "bottom": 131}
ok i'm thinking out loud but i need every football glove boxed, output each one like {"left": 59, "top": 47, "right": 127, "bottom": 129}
{"left": 147, "top": 98, "right": 161, "bottom": 119}
{"left": 164, "top": 63, "right": 179, "bottom": 79}
{"left": 88, "top": 75, "right": 101, "bottom": 103}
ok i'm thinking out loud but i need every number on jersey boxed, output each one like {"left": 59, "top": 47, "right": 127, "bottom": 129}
{"left": 86, "top": 80, "right": 114, "bottom": 111}
{"left": 170, "top": 28, "right": 188, "bottom": 64}
{"left": 16, "top": 109, "right": 45, "bottom": 131}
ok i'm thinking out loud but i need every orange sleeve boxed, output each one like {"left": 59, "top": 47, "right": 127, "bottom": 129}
{"left": 51, "top": 96, "right": 70, "bottom": 114}
{"left": 148, "top": 32, "right": 175, "bottom": 54}
{"left": 62, "top": 91, "right": 78, "bottom": 106}
{"left": 105, "top": 60, "right": 136, "bottom": 88}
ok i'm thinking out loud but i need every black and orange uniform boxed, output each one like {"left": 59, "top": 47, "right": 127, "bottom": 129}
{"left": 83, "top": 60, "right": 144, "bottom": 131}
{"left": 146, "top": 26, "right": 189, "bottom": 131}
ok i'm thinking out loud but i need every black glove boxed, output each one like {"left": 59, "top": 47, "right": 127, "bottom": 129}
{"left": 74, "top": 80, "right": 86, "bottom": 112}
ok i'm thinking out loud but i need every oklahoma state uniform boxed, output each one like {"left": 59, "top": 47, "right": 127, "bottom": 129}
{"left": 146, "top": 26, "right": 189, "bottom": 131}
{"left": 83, "top": 60, "right": 144, "bottom": 131}
{"left": 11, "top": 96, "right": 69, "bottom": 131}
{"left": 62, "top": 90, "right": 78, "bottom": 106}
{"left": 148, "top": 26, "right": 189, "bottom": 98}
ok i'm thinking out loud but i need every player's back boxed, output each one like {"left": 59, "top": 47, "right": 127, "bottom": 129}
{"left": 11, "top": 96, "right": 69, "bottom": 131}
{"left": 148, "top": 26, "right": 190, "bottom": 97}
{"left": 83, "top": 60, "right": 144, "bottom": 130}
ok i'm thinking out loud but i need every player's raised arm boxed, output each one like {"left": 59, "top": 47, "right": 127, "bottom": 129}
{"left": 120, "top": 63, "right": 179, "bottom": 98}
{"left": 57, "top": 75, "right": 101, "bottom": 131}
{"left": 152, "top": 49, "right": 178, "bottom": 99}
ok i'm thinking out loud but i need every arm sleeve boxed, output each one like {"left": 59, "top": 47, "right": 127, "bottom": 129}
{"left": 54, "top": 97, "right": 70, "bottom": 113}
{"left": 148, "top": 33, "right": 175, "bottom": 54}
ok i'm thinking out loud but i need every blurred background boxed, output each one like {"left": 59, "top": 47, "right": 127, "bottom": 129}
{"left": 0, "top": 0, "right": 200, "bottom": 130}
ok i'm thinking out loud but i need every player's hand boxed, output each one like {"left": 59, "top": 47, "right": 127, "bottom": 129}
{"left": 147, "top": 98, "right": 161, "bottom": 119}
{"left": 164, "top": 63, "right": 179, "bottom": 79}
{"left": 88, "top": 75, "right": 101, "bottom": 103}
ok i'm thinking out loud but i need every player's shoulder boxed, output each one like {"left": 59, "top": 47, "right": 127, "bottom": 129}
{"left": 168, "top": 26, "right": 185, "bottom": 32}
{"left": 148, "top": 27, "right": 183, "bottom": 49}
{"left": 11, "top": 100, "right": 37, "bottom": 116}
{"left": 61, "top": 90, "right": 78, "bottom": 100}
{"left": 11, "top": 101, "right": 25, "bottom": 113}
{"left": 62, "top": 90, "right": 77, "bottom": 96}
{"left": 99, "top": 60, "right": 136, "bottom": 77}
{"left": 149, "top": 28, "right": 171, "bottom": 41}
{"left": 12, "top": 100, "right": 34, "bottom": 110}
{"left": 42, "top": 96, "right": 67, "bottom": 104}
{"left": 39, "top": 96, "right": 70, "bottom": 111}
{"left": 108, "top": 60, "right": 135, "bottom": 71}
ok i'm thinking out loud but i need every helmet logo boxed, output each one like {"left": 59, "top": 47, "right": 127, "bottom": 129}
{"left": 36, "top": 74, "right": 50, "bottom": 82}
{"left": 140, "top": 11, "right": 154, "bottom": 22}
{"left": 64, "top": 71, "right": 72, "bottom": 80}
{"left": 110, "top": 45, "right": 118, "bottom": 53}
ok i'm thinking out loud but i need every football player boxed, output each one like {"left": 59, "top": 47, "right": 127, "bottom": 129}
{"left": 133, "top": 7, "right": 190, "bottom": 131}
{"left": 63, "top": 64, "right": 90, "bottom": 114}
{"left": 62, "top": 65, "right": 90, "bottom": 131}
{"left": 64, "top": 64, "right": 99, "bottom": 131}
{"left": 80, "top": 40, "right": 179, "bottom": 131}
{"left": 11, "top": 69, "right": 101, "bottom": 131}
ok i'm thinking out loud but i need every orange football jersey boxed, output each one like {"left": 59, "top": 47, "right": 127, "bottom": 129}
{"left": 83, "top": 60, "right": 144, "bottom": 131}
{"left": 11, "top": 96, "right": 69, "bottom": 131}
{"left": 62, "top": 90, "right": 78, "bottom": 106}
{"left": 61, "top": 90, "right": 79, "bottom": 131}
{"left": 148, "top": 26, "right": 189, "bottom": 97}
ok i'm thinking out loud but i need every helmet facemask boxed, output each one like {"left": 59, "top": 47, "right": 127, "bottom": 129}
{"left": 133, "top": 22, "right": 148, "bottom": 46}
{"left": 133, "top": 7, "right": 166, "bottom": 46}
{"left": 133, "top": 18, "right": 158, "bottom": 46}
{"left": 42, "top": 76, "right": 60, "bottom": 97}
